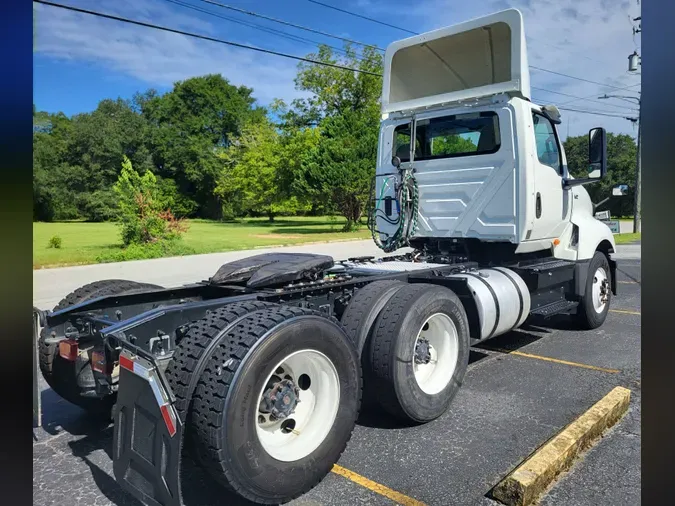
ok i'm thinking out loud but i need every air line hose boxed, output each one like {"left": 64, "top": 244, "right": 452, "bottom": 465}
{"left": 369, "top": 169, "right": 419, "bottom": 253}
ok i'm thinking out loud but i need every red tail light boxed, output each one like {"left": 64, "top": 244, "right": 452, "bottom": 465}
{"left": 58, "top": 339, "right": 79, "bottom": 361}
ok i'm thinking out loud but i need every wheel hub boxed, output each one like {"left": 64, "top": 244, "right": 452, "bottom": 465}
{"left": 255, "top": 349, "right": 341, "bottom": 462}
{"left": 599, "top": 279, "right": 609, "bottom": 305}
{"left": 591, "top": 267, "right": 610, "bottom": 313}
{"left": 260, "top": 378, "right": 300, "bottom": 420}
{"left": 414, "top": 337, "right": 432, "bottom": 365}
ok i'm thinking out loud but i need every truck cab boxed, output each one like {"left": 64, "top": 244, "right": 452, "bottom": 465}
{"left": 373, "top": 8, "right": 616, "bottom": 264}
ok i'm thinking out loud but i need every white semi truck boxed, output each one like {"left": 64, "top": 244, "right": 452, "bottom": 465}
{"left": 34, "top": 8, "right": 618, "bottom": 506}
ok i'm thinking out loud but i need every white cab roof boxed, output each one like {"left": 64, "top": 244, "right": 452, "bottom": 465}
{"left": 381, "top": 8, "right": 531, "bottom": 114}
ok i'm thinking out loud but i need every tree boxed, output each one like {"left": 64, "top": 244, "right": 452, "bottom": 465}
{"left": 139, "top": 75, "right": 267, "bottom": 219}
{"left": 271, "top": 99, "right": 323, "bottom": 214}
{"left": 32, "top": 99, "right": 155, "bottom": 222}
{"left": 564, "top": 132, "right": 637, "bottom": 217}
{"left": 33, "top": 111, "right": 78, "bottom": 221}
{"left": 303, "top": 106, "right": 380, "bottom": 229}
{"left": 280, "top": 45, "right": 384, "bottom": 228}
{"left": 289, "top": 44, "right": 383, "bottom": 124}
{"left": 215, "top": 118, "right": 305, "bottom": 221}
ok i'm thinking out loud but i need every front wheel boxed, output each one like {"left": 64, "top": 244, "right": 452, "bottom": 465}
{"left": 576, "top": 251, "right": 612, "bottom": 329}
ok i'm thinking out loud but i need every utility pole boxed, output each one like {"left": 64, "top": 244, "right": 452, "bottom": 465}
{"left": 630, "top": 10, "right": 641, "bottom": 233}
{"left": 614, "top": 5, "right": 641, "bottom": 233}
{"left": 598, "top": 4, "right": 640, "bottom": 232}
{"left": 633, "top": 106, "right": 641, "bottom": 233}
{"left": 628, "top": 4, "right": 642, "bottom": 234}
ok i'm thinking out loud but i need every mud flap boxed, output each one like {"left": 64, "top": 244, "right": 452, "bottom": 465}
{"left": 609, "top": 257, "right": 618, "bottom": 295}
{"left": 112, "top": 355, "right": 183, "bottom": 506}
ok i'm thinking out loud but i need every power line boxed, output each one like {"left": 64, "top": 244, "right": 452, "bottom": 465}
{"left": 532, "top": 86, "right": 638, "bottom": 113}
{"left": 161, "top": 0, "right": 363, "bottom": 61}
{"left": 306, "top": 0, "right": 417, "bottom": 35}
{"left": 529, "top": 66, "right": 634, "bottom": 92}
{"left": 305, "top": 0, "right": 631, "bottom": 88}
{"left": 558, "top": 82, "right": 640, "bottom": 107}
{"left": 33, "top": 1, "right": 381, "bottom": 76}
{"left": 521, "top": 37, "right": 611, "bottom": 67}
{"left": 200, "top": 1, "right": 635, "bottom": 94}
{"left": 196, "top": 0, "right": 384, "bottom": 51}
{"left": 33, "top": 1, "right": 641, "bottom": 124}
{"left": 558, "top": 106, "right": 637, "bottom": 120}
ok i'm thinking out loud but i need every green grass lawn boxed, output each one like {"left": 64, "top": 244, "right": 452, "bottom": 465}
{"left": 33, "top": 218, "right": 641, "bottom": 269}
{"left": 613, "top": 232, "right": 641, "bottom": 244}
{"left": 33, "top": 216, "right": 370, "bottom": 268}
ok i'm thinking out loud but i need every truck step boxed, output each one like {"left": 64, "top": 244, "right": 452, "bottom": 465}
{"left": 518, "top": 259, "right": 575, "bottom": 272}
{"left": 530, "top": 299, "right": 578, "bottom": 317}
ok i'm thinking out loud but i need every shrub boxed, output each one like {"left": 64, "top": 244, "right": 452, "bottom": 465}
{"left": 47, "top": 235, "right": 62, "bottom": 249}
{"left": 95, "top": 239, "right": 196, "bottom": 264}
{"left": 113, "top": 156, "right": 189, "bottom": 245}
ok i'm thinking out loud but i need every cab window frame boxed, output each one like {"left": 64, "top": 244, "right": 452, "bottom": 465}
{"left": 531, "top": 110, "right": 563, "bottom": 175}
{"left": 393, "top": 111, "right": 502, "bottom": 163}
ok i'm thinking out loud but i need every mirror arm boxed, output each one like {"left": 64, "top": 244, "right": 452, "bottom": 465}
{"left": 593, "top": 196, "right": 611, "bottom": 213}
{"left": 562, "top": 177, "right": 601, "bottom": 189}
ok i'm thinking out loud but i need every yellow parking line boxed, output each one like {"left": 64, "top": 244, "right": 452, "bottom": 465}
{"left": 610, "top": 309, "right": 641, "bottom": 315}
{"left": 618, "top": 280, "right": 638, "bottom": 284}
{"left": 332, "top": 464, "right": 427, "bottom": 506}
{"left": 485, "top": 348, "right": 620, "bottom": 374}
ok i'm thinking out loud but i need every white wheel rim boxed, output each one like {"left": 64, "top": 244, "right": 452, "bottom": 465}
{"left": 412, "top": 313, "right": 459, "bottom": 395}
{"left": 255, "top": 349, "right": 340, "bottom": 462}
{"left": 592, "top": 267, "right": 610, "bottom": 313}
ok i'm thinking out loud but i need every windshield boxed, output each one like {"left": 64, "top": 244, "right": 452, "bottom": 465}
{"left": 394, "top": 111, "right": 501, "bottom": 162}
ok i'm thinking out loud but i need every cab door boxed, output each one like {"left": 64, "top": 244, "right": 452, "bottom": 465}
{"left": 528, "top": 111, "right": 567, "bottom": 240}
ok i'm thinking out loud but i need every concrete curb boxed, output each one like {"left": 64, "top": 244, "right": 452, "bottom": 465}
{"left": 491, "top": 386, "right": 632, "bottom": 506}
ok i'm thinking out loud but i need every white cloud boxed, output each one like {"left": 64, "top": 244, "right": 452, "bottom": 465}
{"left": 34, "top": 0, "right": 641, "bottom": 139}
{"left": 33, "top": 0, "right": 309, "bottom": 106}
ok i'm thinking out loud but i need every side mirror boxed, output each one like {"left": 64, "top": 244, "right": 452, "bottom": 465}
{"left": 391, "top": 156, "right": 401, "bottom": 169}
{"left": 612, "top": 184, "right": 629, "bottom": 196}
{"left": 588, "top": 127, "right": 607, "bottom": 179}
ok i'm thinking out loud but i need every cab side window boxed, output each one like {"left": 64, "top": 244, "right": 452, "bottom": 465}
{"left": 532, "top": 113, "right": 561, "bottom": 173}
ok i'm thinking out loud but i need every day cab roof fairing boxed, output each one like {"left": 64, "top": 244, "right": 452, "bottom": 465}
{"left": 381, "top": 8, "right": 531, "bottom": 115}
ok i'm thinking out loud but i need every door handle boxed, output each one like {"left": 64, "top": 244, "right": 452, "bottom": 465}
{"left": 536, "top": 193, "right": 542, "bottom": 218}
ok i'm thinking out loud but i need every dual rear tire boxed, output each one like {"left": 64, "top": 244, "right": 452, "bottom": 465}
{"left": 342, "top": 282, "right": 470, "bottom": 424}
{"left": 166, "top": 303, "right": 361, "bottom": 504}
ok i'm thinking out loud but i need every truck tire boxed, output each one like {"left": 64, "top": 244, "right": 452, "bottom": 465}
{"left": 189, "top": 306, "right": 361, "bottom": 504}
{"left": 576, "top": 251, "right": 612, "bottom": 329}
{"left": 340, "top": 280, "right": 406, "bottom": 407}
{"left": 368, "top": 283, "right": 470, "bottom": 423}
{"left": 39, "top": 279, "right": 163, "bottom": 415}
{"left": 164, "top": 300, "right": 274, "bottom": 424}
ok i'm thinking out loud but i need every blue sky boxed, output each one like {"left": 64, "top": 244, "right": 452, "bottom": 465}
{"left": 33, "top": 0, "right": 641, "bottom": 139}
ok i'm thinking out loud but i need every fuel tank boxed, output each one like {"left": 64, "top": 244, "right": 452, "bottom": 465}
{"left": 448, "top": 267, "right": 530, "bottom": 340}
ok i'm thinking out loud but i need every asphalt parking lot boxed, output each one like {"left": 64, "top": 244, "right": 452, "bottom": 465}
{"left": 33, "top": 258, "right": 641, "bottom": 506}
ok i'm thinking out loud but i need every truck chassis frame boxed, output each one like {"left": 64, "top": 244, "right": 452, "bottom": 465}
{"left": 33, "top": 249, "right": 616, "bottom": 506}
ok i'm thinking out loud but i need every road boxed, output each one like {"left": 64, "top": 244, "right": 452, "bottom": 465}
{"left": 32, "top": 239, "right": 401, "bottom": 309}
{"left": 33, "top": 239, "right": 640, "bottom": 309}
